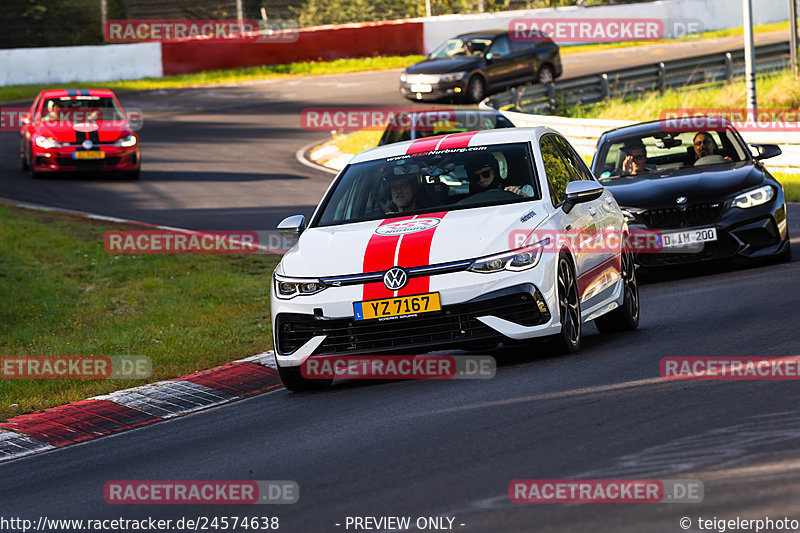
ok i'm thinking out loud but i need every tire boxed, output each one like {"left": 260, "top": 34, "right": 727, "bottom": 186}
{"left": 549, "top": 254, "right": 582, "bottom": 354}
{"left": 595, "top": 249, "right": 640, "bottom": 333}
{"left": 466, "top": 76, "right": 485, "bottom": 104}
{"left": 277, "top": 364, "right": 332, "bottom": 392}
{"left": 537, "top": 64, "right": 555, "bottom": 84}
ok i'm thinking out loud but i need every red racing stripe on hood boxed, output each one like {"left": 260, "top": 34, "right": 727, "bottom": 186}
{"left": 362, "top": 216, "right": 414, "bottom": 300}
{"left": 395, "top": 211, "right": 447, "bottom": 296}
{"left": 361, "top": 213, "right": 448, "bottom": 299}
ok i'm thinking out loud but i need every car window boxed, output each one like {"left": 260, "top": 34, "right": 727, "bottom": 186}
{"left": 429, "top": 38, "right": 492, "bottom": 58}
{"left": 551, "top": 135, "right": 594, "bottom": 181}
{"left": 510, "top": 40, "right": 531, "bottom": 53}
{"left": 380, "top": 113, "right": 516, "bottom": 146}
{"left": 540, "top": 136, "right": 574, "bottom": 206}
{"left": 595, "top": 129, "right": 748, "bottom": 179}
{"left": 488, "top": 36, "right": 510, "bottom": 57}
{"left": 314, "top": 142, "right": 539, "bottom": 227}
{"left": 30, "top": 95, "right": 41, "bottom": 119}
{"left": 40, "top": 96, "right": 126, "bottom": 123}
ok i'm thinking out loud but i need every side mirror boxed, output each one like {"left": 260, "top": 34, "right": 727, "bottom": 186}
{"left": 751, "top": 143, "right": 781, "bottom": 160}
{"left": 21, "top": 113, "right": 31, "bottom": 125}
{"left": 563, "top": 181, "right": 604, "bottom": 214}
{"left": 277, "top": 214, "right": 306, "bottom": 238}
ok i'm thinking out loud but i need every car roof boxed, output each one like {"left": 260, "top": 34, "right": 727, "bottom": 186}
{"left": 351, "top": 126, "right": 553, "bottom": 164}
{"left": 394, "top": 109, "right": 503, "bottom": 118}
{"left": 455, "top": 30, "right": 507, "bottom": 39}
{"left": 600, "top": 116, "right": 736, "bottom": 142}
{"left": 38, "top": 88, "right": 117, "bottom": 98}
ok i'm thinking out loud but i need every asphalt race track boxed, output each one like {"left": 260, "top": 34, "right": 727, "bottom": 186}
{"left": 2, "top": 34, "right": 800, "bottom": 532}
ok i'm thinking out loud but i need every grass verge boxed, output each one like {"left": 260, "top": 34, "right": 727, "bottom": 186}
{"left": 331, "top": 129, "right": 384, "bottom": 156}
{"left": 561, "top": 21, "right": 788, "bottom": 55}
{"left": 775, "top": 172, "right": 800, "bottom": 202}
{"left": 0, "top": 55, "right": 425, "bottom": 102}
{"left": 0, "top": 204, "right": 279, "bottom": 421}
{"left": 565, "top": 70, "right": 800, "bottom": 120}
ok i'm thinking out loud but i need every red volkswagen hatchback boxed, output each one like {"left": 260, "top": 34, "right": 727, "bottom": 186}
{"left": 20, "top": 88, "right": 141, "bottom": 179}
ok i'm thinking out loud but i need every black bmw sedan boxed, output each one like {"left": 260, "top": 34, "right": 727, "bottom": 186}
{"left": 400, "top": 30, "right": 562, "bottom": 104}
{"left": 590, "top": 117, "right": 791, "bottom": 267}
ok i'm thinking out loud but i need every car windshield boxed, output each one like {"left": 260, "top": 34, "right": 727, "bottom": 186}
{"left": 429, "top": 38, "right": 492, "bottom": 59}
{"left": 380, "top": 113, "right": 515, "bottom": 144}
{"left": 314, "top": 142, "right": 539, "bottom": 227}
{"left": 40, "top": 96, "right": 126, "bottom": 122}
{"left": 595, "top": 127, "right": 749, "bottom": 180}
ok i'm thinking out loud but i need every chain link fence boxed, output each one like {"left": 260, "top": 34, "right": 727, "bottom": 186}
{"left": 1, "top": 0, "right": 639, "bottom": 49}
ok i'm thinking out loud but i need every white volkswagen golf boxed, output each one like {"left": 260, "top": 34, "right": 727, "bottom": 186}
{"left": 272, "top": 128, "right": 639, "bottom": 391}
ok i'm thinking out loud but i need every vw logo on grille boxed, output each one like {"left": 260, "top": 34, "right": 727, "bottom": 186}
{"left": 82, "top": 140, "right": 93, "bottom": 150}
{"left": 676, "top": 196, "right": 688, "bottom": 205}
{"left": 383, "top": 267, "right": 408, "bottom": 291}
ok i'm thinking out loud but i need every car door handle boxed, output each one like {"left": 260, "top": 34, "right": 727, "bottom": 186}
{"left": 604, "top": 197, "right": 614, "bottom": 205}
{"left": 588, "top": 207, "right": 597, "bottom": 216}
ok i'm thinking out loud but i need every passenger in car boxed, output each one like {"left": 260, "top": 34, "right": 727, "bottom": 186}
{"left": 386, "top": 173, "right": 420, "bottom": 213}
{"left": 689, "top": 132, "right": 731, "bottom": 165}
{"left": 468, "top": 155, "right": 533, "bottom": 197}
{"left": 618, "top": 140, "right": 648, "bottom": 177}
{"left": 693, "top": 132, "right": 717, "bottom": 159}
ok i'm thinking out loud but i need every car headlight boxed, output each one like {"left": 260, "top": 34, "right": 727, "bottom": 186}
{"left": 274, "top": 273, "right": 326, "bottom": 299}
{"left": 35, "top": 136, "right": 61, "bottom": 149}
{"left": 115, "top": 134, "right": 137, "bottom": 147}
{"left": 439, "top": 71, "right": 466, "bottom": 83}
{"left": 468, "top": 239, "right": 549, "bottom": 273}
{"left": 400, "top": 72, "right": 407, "bottom": 82}
{"left": 732, "top": 185, "right": 774, "bottom": 209}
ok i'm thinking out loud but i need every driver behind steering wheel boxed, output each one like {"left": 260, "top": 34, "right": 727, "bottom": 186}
{"left": 468, "top": 155, "right": 532, "bottom": 197}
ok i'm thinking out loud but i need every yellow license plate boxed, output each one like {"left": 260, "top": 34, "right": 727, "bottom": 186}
{"left": 73, "top": 151, "right": 105, "bottom": 160}
{"left": 354, "top": 292, "right": 441, "bottom": 321}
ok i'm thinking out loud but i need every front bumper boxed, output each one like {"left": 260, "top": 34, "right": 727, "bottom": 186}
{"left": 630, "top": 197, "right": 789, "bottom": 267}
{"left": 271, "top": 263, "right": 561, "bottom": 366}
{"left": 399, "top": 79, "right": 466, "bottom": 101}
{"left": 32, "top": 146, "right": 140, "bottom": 173}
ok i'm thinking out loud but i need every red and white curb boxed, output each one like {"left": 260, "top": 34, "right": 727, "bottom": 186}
{"left": 0, "top": 197, "right": 285, "bottom": 463}
{"left": 297, "top": 138, "right": 351, "bottom": 174}
{"left": 0, "top": 352, "right": 281, "bottom": 463}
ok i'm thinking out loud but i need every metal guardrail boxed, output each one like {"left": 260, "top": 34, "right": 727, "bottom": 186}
{"left": 484, "top": 42, "right": 792, "bottom": 115}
